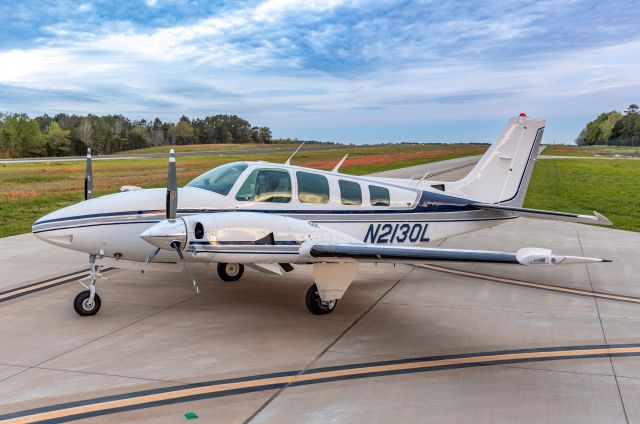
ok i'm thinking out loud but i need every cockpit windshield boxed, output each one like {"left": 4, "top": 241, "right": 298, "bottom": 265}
{"left": 186, "top": 162, "right": 248, "bottom": 195}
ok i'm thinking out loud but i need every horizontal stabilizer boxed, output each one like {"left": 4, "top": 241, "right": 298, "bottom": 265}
{"left": 308, "top": 243, "right": 610, "bottom": 266}
{"left": 472, "top": 203, "right": 612, "bottom": 226}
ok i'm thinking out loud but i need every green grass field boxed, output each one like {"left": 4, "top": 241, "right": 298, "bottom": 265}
{"left": 543, "top": 145, "right": 640, "bottom": 157}
{"left": 2, "top": 146, "right": 636, "bottom": 237}
{"left": 524, "top": 159, "right": 640, "bottom": 232}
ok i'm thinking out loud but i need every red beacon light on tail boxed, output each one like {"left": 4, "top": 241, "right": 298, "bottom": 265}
{"left": 518, "top": 112, "right": 527, "bottom": 124}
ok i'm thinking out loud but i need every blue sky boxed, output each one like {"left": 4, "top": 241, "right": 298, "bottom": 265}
{"left": 1, "top": 0, "right": 639, "bottom": 143}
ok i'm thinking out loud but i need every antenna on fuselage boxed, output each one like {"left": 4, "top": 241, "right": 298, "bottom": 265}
{"left": 285, "top": 142, "right": 305, "bottom": 165}
{"left": 331, "top": 154, "right": 349, "bottom": 173}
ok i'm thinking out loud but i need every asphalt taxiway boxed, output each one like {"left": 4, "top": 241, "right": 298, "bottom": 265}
{"left": 0, "top": 145, "right": 347, "bottom": 164}
{"left": 1, "top": 158, "right": 639, "bottom": 423}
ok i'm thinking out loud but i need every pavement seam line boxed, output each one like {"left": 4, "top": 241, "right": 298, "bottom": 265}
{"left": 243, "top": 266, "right": 414, "bottom": 424}
{"left": 499, "top": 363, "right": 618, "bottom": 378}
{"left": 377, "top": 300, "right": 605, "bottom": 320}
{"left": 577, "top": 229, "right": 629, "bottom": 424}
{"left": 28, "top": 366, "right": 187, "bottom": 385}
{"left": 325, "top": 350, "right": 407, "bottom": 360}
{"left": 415, "top": 263, "right": 640, "bottom": 303}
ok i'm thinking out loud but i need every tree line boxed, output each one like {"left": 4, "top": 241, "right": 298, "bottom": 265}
{"left": 0, "top": 113, "right": 274, "bottom": 158}
{"left": 577, "top": 104, "right": 640, "bottom": 146}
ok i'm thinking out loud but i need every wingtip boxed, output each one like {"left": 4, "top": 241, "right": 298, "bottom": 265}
{"left": 602, "top": 259, "right": 613, "bottom": 263}
{"left": 594, "top": 211, "right": 613, "bottom": 226}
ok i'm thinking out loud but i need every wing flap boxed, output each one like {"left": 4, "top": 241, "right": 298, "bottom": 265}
{"left": 472, "top": 203, "right": 612, "bottom": 226}
{"left": 309, "top": 243, "right": 608, "bottom": 266}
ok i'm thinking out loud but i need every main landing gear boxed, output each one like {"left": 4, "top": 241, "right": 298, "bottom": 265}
{"left": 74, "top": 254, "right": 107, "bottom": 316}
{"left": 305, "top": 284, "right": 337, "bottom": 315}
{"left": 217, "top": 263, "right": 244, "bottom": 282}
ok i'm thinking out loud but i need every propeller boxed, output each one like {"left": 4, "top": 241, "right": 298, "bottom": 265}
{"left": 166, "top": 149, "right": 177, "bottom": 220}
{"left": 84, "top": 148, "right": 92, "bottom": 200}
{"left": 172, "top": 241, "right": 199, "bottom": 294}
{"left": 141, "top": 149, "right": 199, "bottom": 293}
{"left": 144, "top": 247, "right": 161, "bottom": 266}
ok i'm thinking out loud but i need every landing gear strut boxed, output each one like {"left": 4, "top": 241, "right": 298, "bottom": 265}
{"left": 305, "top": 284, "right": 337, "bottom": 315}
{"left": 217, "top": 263, "right": 244, "bottom": 282}
{"left": 74, "top": 254, "right": 106, "bottom": 316}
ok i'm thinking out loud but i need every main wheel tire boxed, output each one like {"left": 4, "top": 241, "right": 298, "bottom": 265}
{"left": 305, "top": 284, "right": 337, "bottom": 315}
{"left": 217, "top": 263, "right": 244, "bottom": 282}
{"left": 74, "top": 290, "right": 101, "bottom": 316}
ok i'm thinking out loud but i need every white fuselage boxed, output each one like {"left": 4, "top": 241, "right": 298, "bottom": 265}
{"left": 32, "top": 162, "right": 512, "bottom": 265}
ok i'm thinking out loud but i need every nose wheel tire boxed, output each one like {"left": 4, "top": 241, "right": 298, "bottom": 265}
{"left": 74, "top": 290, "right": 101, "bottom": 316}
{"left": 217, "top": 263, "right": 244, "bottom": 282}
{"left": 305, "top": 284, "right": 337, "bottom": 315}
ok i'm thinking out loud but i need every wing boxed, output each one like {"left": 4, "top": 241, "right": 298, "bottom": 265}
{"left": 308, "top": 243, "right": 610, "bottom": 266}
{"left": 471, "top": 203, "right": 612, "bottom": 226}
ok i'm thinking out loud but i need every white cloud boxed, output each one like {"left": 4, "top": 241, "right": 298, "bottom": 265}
{"left": 77, "top": 3, "right": 93, "bottom": 13}
{"left": 0, "top": 0, "right": 639, "bottom": 142}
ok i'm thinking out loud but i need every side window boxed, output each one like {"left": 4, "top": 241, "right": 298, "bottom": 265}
{"left": 297, "top": 171, "right": 330, "bottom": 204}
{"left": 369, "top": 185, "right": 390, "bottom": 206}
{"left": 339, "top": 179, "right": 362, "bottom": 205}
{"left": 235, "top": 169, "right": 291, "bottom": 203}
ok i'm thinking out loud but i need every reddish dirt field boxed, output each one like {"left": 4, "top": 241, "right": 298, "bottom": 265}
{"left": 296, "top": 148, "right": 484, "bottom": 170}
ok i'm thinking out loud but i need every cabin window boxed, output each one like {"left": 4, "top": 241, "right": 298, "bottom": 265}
{"left": 296, "top": 171, "right": 330, "bottom": 204}
{"left": 187, "top": 162, "right": 248, "bottom": 195}
{"left": 369, "top": 185, "right": 390, "bottom": 206}
{"left": 235, "top": 168, "right": 291, "bottom": 203}
{"left": 339, "top": 179, "right": 362, "bottom": 205}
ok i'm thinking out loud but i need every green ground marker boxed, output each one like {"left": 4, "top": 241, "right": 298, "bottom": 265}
{"left": 184, "top": 411, "right": 199, "bottom": 420}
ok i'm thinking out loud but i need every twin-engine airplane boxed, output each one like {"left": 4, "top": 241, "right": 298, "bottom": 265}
{"left": 32, "top": 114, "right": 612, "bottom": 316}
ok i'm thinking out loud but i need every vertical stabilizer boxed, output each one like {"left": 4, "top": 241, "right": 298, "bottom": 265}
{"left": 444, "top": 115, "right": 545, "bottom": 206}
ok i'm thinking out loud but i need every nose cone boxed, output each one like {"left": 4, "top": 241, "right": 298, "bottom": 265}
{"left": 140, "top": 219, "right": 187, "bottom": 250}
{"left": 32, "top": 206, "right": 75, "bottom": 246}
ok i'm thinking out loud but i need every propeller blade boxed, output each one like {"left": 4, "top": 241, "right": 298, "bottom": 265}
{"left": 144, "top": 247, "right": 161, "bottom": 267}
{"left": 172, "top": 242, "right": 199, "bottom": 294}
{"left": 84, "top": 148, "right": 92, "bottom": 200}
{"left": 166, "top": 149, "right": 178, "bottom": 220}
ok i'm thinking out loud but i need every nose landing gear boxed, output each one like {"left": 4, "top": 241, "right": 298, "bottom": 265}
{"left": 74, "top": 290, "right": 102, "bottom": 316}
{"left": 74, "top": 254, "right": 107, "bottom": 316}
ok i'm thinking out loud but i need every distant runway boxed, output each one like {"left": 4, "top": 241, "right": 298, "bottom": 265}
{"left": 0, "top": 145, "right": 347, "bottom": 164}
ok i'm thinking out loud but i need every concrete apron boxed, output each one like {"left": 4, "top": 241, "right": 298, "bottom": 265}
{"left": 1, "top": 157, "right": 639, "bottom": 423}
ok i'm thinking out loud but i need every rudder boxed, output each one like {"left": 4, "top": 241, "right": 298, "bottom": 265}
{"left": 445, "top": 114, "right": 545, "bottom": 206}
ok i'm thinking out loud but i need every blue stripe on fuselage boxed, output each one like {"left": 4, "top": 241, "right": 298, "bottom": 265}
{"left": 34, "top": 201, "right": 476, "bottom": 227}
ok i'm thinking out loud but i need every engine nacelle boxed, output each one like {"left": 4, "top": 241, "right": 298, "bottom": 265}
{"left": 142, "top": 212, "right": 359, "bottom": 264}
{"left": 184, "top": 212, "right": 356, "bottom": 244}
